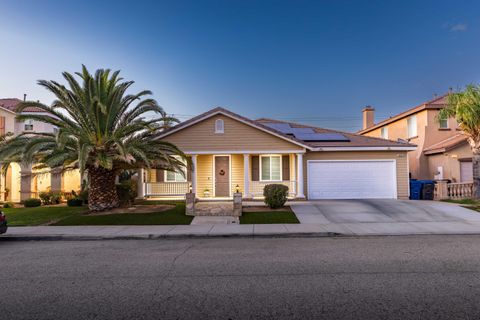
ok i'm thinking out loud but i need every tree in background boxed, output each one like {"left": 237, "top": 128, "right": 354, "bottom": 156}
{"left": 439, "top": 84, "right": 480, "bottom": 198}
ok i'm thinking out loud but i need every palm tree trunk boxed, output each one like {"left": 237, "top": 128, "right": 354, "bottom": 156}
{"left": 87, "top": 166, "right": 119, "bottom": 211}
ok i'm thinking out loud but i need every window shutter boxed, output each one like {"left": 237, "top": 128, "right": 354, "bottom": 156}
{"left": 0, "top": 116, "right": 5, "bottom": 136}
{"left": 282, "top": 155, "right": 290, "bottom": 181}
{"left": 251, "top": 156, "right": 259, "bottom": 181}
{"left": 156, "top": 169, "right": 164, "bottom": 182}
{"left": 187, "top": 160, "right": 192, "bottom": 182}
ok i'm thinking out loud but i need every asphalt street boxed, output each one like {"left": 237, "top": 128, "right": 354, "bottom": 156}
{"left": 2, "top": 236, "right": 480, "bottom": 319}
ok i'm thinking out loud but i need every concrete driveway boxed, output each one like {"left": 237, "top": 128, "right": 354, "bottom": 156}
{"left": 290, "top": 199, "right": 480, "bottom": 235}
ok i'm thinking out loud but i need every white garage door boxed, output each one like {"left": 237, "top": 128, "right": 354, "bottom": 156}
{"left": 307, "top": 160, "right": 397, "bottom": 199}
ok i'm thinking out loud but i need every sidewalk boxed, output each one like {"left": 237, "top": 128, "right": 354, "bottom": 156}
{"left": 5, "top": 220, "right": 480, "bottom": 241}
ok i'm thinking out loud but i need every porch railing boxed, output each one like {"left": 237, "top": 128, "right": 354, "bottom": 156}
{"left": 434, "top": 182, "right": 474, "bottom": 200}
{"left": 145, "top": 182, "right": 190, "bottom": 197}
{"left": 249, "top": 180, "right": 297, "bottom": 198}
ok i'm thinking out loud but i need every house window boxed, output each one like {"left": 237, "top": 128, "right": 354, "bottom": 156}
{"left": 165, "top": 156, "right": 187, "bottom": 182}
{"left": 381, "top": 127, "right": 388, "bottom": 139}
{"left": 215, "top": 119, "right": 224, "bottom": 133}
{"left": 439, "top": 116, "right": 449, "bottom": 129}
{"left": 24, "top": 120, "right": 34, "bottom": 131}
{"left": 260, "top": 155, "right": 282, "bottom": 181}
{"left": 407, "top": 116, "right": 417, "bottom": 138}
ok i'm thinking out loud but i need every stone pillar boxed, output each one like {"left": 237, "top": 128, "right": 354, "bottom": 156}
{"left": 51, "top": 168, "right": 63, "bottom": 193}
{"left": 296, "top": 153, "right": 305, "bottom": 198}
{"left": 233, "top": 192, "right": 242, "bottom": 216}
{"left": 137, "top": 168, "right": 146, "bottom": 199}
{"left": 185, "top": 192, "right": 196, "bottom": 216}
{"left": 436, "top": 180, "right": 449, "bottom": 200}
{"left": 20, "top": 163, "right": 32, "bottom": 201}
{"left": 243, "top": 154, "right": 250, "bottom": 198}
{"left": 191, "top": 154, "right": 197, "bottom": 194}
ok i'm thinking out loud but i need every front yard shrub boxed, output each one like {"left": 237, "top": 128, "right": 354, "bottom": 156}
{"left": 3, "top": 202, "right": 14, "bottom": 208}
{"left": 39, "top": 191, "right": 62, "bottom": 205}
{"left": 67, "top": 198, "right": 84, "bottom": 207}
{"left": 116, "top": 180, "right": 137, "bottom": 206}
{"left": 263, "top": 184, "right": 289, "bottom": 209}
{"left": 24, "top": 198, "right": 42, "bottom": 208}
{"left": 79, "top": 189, "right": 89, "bottom": 204}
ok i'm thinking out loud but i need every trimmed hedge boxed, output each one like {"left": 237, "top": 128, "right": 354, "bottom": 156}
{"left": 24, "top": 198, "right": 42, "bottom": 208}
{"left": 263, "top": 184, "right": 289, "bottom": 209}
{"left": 67, "top": 198, "right": 84, "bottom": 207}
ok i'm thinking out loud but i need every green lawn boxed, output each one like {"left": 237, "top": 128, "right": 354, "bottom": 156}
{"left": 4, "top": 206, "right": 88, "bottom": 226}
{"left": 442, "top": 199, "right": 480, "bottom": 205}
{"left": 240, "top": 211, "right": 299, "bottom": 224}
{"left": 53, "top": 203, "right": 192, "bottom": 226}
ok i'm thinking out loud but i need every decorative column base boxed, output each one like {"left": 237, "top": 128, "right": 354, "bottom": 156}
{"left": 185, "top": 193, "right": 196, "bottom": 216}
{"left": 233, "top": 192, "right": 242, "bottom": 216}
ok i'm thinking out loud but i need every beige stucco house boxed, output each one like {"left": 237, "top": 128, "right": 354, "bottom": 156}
{"left": 358, "top": 94, "right": 472, "bottom": 183}
{"left": 0, "top": 98, "right": 81, "bottom": 202}
{"left": 138, "top": 107, "right": 415, "bottom": 200}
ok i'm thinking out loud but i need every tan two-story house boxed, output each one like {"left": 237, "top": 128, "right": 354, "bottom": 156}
{"left": 358, "top": 94, "right": 472, "bottom": 183}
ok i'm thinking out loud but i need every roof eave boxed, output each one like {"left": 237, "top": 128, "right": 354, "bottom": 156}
{"left": 310, "top": 146, "right": 417, "bottom": 151}
{"left": 157, "top": 109, "right": 313, "bottom": 150}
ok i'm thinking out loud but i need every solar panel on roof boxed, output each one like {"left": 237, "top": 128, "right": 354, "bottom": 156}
{"left": 293, "top": 132, "right": 350, "bottom": 142}
{"left": 263, "top": 122, "right": 294, "bottom": 134}
{"left": 290, "top": 127, "right": 314, "bottom": 134}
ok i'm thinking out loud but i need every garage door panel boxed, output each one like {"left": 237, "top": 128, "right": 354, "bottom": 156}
{"left": 308, "top": 160, "right": 396, "bottom": 199}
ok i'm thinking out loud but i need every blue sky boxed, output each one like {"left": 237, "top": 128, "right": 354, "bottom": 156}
{"left": 0, "top": 0, "right": 479, "bottom": 131}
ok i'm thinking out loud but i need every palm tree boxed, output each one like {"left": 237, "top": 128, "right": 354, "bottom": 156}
{"left": 439, "top": 84, "right": 480, "bottom": 198}
{"left": 0, "top": 66, "right": 187, "bottom": 211}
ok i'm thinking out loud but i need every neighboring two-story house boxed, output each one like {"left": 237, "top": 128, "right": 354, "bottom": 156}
{"left": 0, "top": 98, "right": 80, "bottom": 202}
{"left": 358, "top": 94, "right": 472, "bottom": 183}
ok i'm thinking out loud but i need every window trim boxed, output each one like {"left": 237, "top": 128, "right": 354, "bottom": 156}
{"left": 24, "top": 119, "right": 34, "bottom": 131}
{"left": 259, "top": 155, "right": 283, "bottom": 182}
{"left": 381, "top": 126, "right": 388, "bottom": 139}
{"left": 439, "top": 117, "right": 449, "bottom": 129}
{"left": 215, "top": 119, "right": 224, "bottom": 134}
{"left": 407, "top": 116, "right": 417, "bottom": 138}
{"left": 164, "top": 156, "right": 187, "bottom": 182}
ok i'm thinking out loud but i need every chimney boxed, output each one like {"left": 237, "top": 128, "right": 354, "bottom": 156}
{"left": 23, "top": 94, "right": 27, "bottom": 101}
{"left": 362, "top": 106, "right": 375, "bottom": 130}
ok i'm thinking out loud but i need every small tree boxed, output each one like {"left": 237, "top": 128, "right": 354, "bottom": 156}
{"left": 439, "top": 85, "right": 480, "bottom": 198}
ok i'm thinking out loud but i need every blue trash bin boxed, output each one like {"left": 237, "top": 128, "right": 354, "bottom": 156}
{"left": 409, "top": 180, "right": 423, "bottom": 200}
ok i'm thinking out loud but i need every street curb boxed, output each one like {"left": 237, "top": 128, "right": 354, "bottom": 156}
{"left": 0, "top": 232, "right": 341, "bottom": 241}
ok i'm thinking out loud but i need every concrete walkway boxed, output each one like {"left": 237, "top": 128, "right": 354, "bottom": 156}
{"left": 6, "top": 219, "right": 480, "bottom": 240}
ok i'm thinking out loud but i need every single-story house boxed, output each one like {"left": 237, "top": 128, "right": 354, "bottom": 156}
{"left": 137, "top": 107, "right": 416, "bottom": 200}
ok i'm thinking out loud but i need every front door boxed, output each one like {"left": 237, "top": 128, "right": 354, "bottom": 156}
{"left": 215, "top": 156, "right": 230, "bottom": 197}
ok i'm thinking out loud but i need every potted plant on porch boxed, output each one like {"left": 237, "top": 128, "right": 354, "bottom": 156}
{"left": 203, "top": 188, "right": 210, "bottom": 198}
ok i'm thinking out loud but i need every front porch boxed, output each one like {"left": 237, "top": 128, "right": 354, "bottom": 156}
{"left": 138, "top": 152, "right": 305, "bottom": 200}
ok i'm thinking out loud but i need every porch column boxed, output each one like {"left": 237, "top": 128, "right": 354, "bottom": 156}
{"left": 0, "top": 166, "right": 4, "bottom": 201}
{"left": 20, "top": 163, "right": 32, "bottom": 201}
{"left": 296, "top": 153, "right": 305, "bottom": 198}
{"left": 191, "top": 154, "right": 197, "bottom": 194}
{"left": 243, "top": 154, "right": 250, "bottom": 198}
{"left": 137, "top": 168, "right": 145, "bottom": 198}
{"left": 50, "top": 167, "right": 63, "bottom": 193}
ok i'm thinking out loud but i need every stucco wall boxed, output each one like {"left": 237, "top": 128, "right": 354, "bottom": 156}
{"left": 303, "top": 151, "right": 409, "bottom": 200}
{"left": 0, "top": 109, "right": 16, "bottom": 135}
{"left": 426, "top": 142, "right": 472, "bottom": 182}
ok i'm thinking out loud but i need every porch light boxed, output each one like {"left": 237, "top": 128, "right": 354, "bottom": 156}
{"left": 235, "top": 184, "right": 240, "bottom": 193}
{"left": 189, "top": 184, "right": 193, "bottom": 193}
